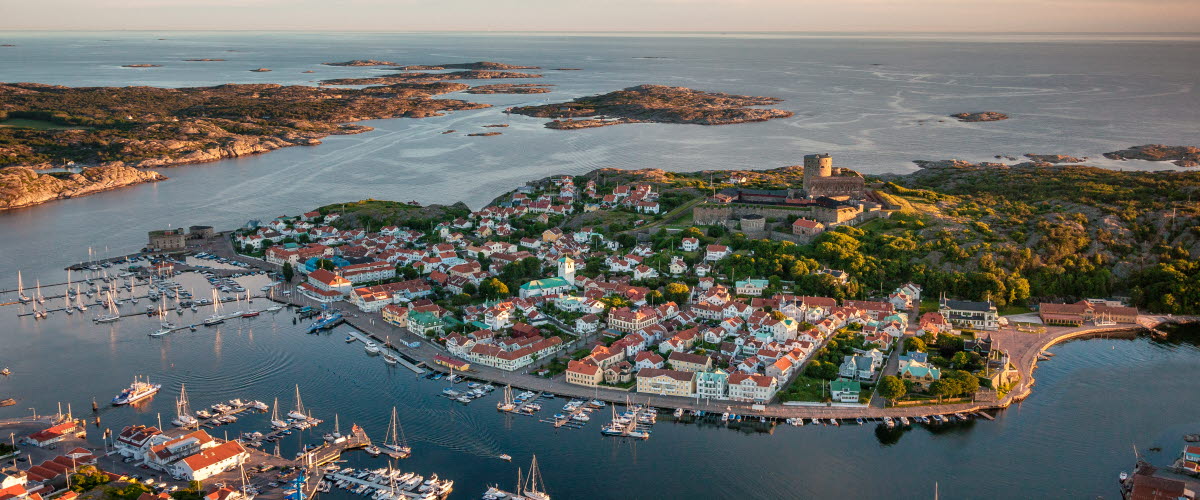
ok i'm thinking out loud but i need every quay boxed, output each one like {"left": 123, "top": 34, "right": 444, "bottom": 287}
{"left": 343, "top": 329, "right": 424, "bottom": 374}
{"left": 300, "top": 423, "right": 371, "bottom": 466}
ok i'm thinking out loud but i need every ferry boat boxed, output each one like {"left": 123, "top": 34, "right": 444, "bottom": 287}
{"left": 308, "top": 311, "right": 343, "bottom": 333}
{"left": 112, "top": 376, "right": 161, "bottom": 405}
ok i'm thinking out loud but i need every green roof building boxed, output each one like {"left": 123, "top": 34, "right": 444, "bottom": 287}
{"left": 519, "top": 276, "right": 573, "bottom": 298}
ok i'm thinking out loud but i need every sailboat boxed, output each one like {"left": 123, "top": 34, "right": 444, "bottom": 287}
{"left": 323, "top": 414, "right": 342, "bottom": 442}
{"left": 63, "top": 292, "right": 73, "bottom": 315}
{"left": 497, "top": 385, "right": 515, "bottom": 412}
{"left": 94, "top": 291, "right": 120, "bottom": 323}
{"left": 288, "top": 385, "right": 309, "bottom": 420}
{"left": 204, "top": 289, "right": 224, "bottom": 325}
{"left": 382, "top": 336, "right": 398, "bottom": 365}
{"left": 35, "top": 280, "right": 45, "bottom": 304}
{"left": 16, "top": 271, "right": 31, "bottom": 303}
{"left": 76, "top": 285, "right": 87, "bottom": 311}
{"left": 524, "top": 456, "right": 550, "bottom": 500}
{"left": 270, "top": 397, "right": 289, "bottom": 430}
{"left": 381, "top": 407, "right": 412, "bottom": 459}
{"left": 172, "top": 384, "right": 199, "bottom": 427}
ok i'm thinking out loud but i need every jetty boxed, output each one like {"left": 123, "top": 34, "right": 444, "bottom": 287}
{"left": 300, "top": 423, "right": 371, "bottom": 466}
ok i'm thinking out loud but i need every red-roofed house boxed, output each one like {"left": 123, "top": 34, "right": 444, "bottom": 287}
{"left": 173, "top": 441, "right": 247, "bottom": 482}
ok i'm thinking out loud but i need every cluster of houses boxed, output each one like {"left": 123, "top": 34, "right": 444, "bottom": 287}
{"left": 111, "top": 425, "right": 247, "bottom": 482}
{"left": 236, "top": 174, "right": 1062, "bottom": 405}
{"left": 562, "top": 283, "right": 925, "bottom": 403}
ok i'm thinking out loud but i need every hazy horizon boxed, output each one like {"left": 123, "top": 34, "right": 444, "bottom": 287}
{"left": 4, "top": 0, "right": 1200, "bottom": 33}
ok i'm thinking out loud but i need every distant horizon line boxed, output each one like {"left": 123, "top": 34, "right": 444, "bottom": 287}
{"left": 2, "top": 29, "right": 1199, "bottom": 35}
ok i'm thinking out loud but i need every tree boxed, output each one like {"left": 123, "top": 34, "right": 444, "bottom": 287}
{"left": 479, "top": 278, "right": 509, "bottom": 299}
{"left": 878, "top": 375, "right": 907, "bottom": 406}
{"left": 462, "top": 282, "right": 478, "bottom": 297}
{"left": 904, "top": 337, "right": 927, "bottom": 353}
{"left": 945, "top": 370, "right": 980, "bottom": 395}
{"left": 317, "top": 258, "right": 336, "bottom": 271}
{"left": 396, "top": 265, "right": 419, "bottom": 280}
{"left": 664, "top": 282, "right": 691, "bottom": 304}
{"left": 281, "top": 262, "right": 294, "bottom": 282}
{"left": 646, "top": 290, "right": 664, "bottom": 305}
{"left": 69, "top": 465, "right": 110, "bottom": 493}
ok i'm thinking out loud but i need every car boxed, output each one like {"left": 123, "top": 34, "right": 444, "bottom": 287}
{"left": 144, "top": 478, "right": 155, "bottom": 485}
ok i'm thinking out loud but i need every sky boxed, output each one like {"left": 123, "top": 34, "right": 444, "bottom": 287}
{"left": 2, "top": 0, "right": 1200, "bottom": 32}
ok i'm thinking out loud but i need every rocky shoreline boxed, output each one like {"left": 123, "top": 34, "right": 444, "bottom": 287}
{"left": 1104, "top": 144, "right": 1200, "bottom": 167}
{"left": 510, "top": 84, "right": 793, "bottom": 129}
{"left": 0, "top": 165, "right": 165, "bottom": 211}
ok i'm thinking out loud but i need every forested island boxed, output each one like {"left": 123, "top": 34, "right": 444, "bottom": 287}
{"left": 509, "top": 84, "right": 793, "bottom": 129}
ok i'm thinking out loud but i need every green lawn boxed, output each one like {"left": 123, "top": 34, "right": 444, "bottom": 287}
{"left": 778, "top": 375, "right": 832, "bottom": 402}
{"left": 998, "top": 304, "right": 1033, "bottom": 315}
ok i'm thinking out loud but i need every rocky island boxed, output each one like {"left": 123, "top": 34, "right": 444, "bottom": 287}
{"left": 509, "top": 84, "right": 792, "bottom": 129}
{"left": 122, "top": 64, "right": 162, "bottom": 68}
{"left": 0, "top": 165, "right": 164, "bottom": 210}
{"left": 183, "top": 58, "right": 225, "bottom": 62}
{"left": 250, "top": 68, "right": 272, "bottom": 72}
{"left": 0, "top": 81, "right": 489, "bottom": 210}
{"left": 951, "top": 111, "right": 1009, "bottom": 122}
{"left": 467, "top": 132, "right": 502, "bottom": 137}
{"left": 323, "top": 60, "right": 539, "bottom": 70}
{"left": 464, "top": 83, "right": 553, "bottom": 94}
{"left": 1103, "top": 144, "right": 1200, "bottom": 167}
{"left": 320, "top": 70, "right": 542, "bottom": 86}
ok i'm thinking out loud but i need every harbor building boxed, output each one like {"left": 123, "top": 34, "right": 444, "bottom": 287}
{"left": 636, "top": 368, "right": 696, "bottom": 397}
{"left": 147, "top": 229, "right": 186, "bottom": 251}
{"left": 938, "top": 298, "right": 999, "bottom": 330}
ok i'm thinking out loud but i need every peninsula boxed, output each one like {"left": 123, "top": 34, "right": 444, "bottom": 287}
{"left": 509, "top": 84, "right": 793, "bottom": 129}
{"left": 0, "top": 81, "right": 488, "bottom": 210}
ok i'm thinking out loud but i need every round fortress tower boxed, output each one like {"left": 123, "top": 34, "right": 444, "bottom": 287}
{"left": 803, "top": 153, "right": 833, "bottom": 193}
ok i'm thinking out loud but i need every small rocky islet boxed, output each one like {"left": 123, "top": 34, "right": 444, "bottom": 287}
{"left": 509, "top": 84, "right": 793, "bottom": 129}
{"left": 121, "top": 64, "right": 162, "bottom": 68}
{"left": 951, "top": 111, "right": 1009, "bottom": 122}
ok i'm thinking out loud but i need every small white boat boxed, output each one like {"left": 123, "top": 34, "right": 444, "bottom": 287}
{"left": 364, "top": 342, "right": 380, "bottom": 354}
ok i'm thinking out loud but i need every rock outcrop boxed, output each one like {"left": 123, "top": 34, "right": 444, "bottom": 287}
{"left": 951, "top": 111, "right": 1009, "bottom": 122}
{"left": 1024, "top": 154, "right": 1085, "bottom": 164}
{"left": 0, "top": 165, "right": 164, "bottom": 211}
{"left": 464, "top": 83, "right": 553, "bottom": 94}
{"left": 122, "top": 64, "right": 162, "bottom": 68}
{"left": 323, "top": 60, "right": 539, "bottom": 70}
{"left": 510, "top": 84, "right": 792, "bottom": 129}
{"left": 1103, "top": 144, "right": 1200, "bottom": 167}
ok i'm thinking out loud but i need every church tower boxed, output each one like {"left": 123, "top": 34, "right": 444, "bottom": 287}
{"left": 557, "top": 256, "right": 576, "bottom": 283}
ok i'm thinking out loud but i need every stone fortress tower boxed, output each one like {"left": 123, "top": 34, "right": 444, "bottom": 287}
{"left": 803, "top": 153, "right": 833, "bottom": 188}
{"left": 802, "top": 153, "right": 865, "bottom": 198}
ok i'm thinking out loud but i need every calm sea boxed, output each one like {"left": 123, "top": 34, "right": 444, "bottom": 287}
{"left": 1, "top": 32, "right": 1199, "bottom": 498}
